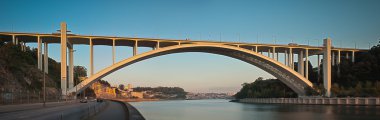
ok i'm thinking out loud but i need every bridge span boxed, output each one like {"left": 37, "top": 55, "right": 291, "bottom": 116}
{"left": 0, "top": 22, "right": 367, "bottom": 97}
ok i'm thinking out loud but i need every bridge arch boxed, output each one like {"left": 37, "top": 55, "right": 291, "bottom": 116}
{"left": 69, "top": 44, "right": 313, "bottom": 96}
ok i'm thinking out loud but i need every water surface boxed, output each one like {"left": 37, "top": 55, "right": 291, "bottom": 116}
{"left": 129, "top": 99, "right": 380, "bottom": 120}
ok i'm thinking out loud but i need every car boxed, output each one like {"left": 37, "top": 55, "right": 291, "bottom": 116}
{"left": 96, "top": 98, "right": 104, "bottom": 102}
{"left": 80, "top": 99, "right": 88, "bottom": 103}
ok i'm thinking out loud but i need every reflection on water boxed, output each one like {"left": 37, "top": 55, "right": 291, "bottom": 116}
{"left": 129, "top": 99, "right": 380, "bottom": 120}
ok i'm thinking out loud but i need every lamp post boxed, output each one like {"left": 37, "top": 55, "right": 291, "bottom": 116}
{"left": 43, "top": 64, "right": 46, "bottom": 107}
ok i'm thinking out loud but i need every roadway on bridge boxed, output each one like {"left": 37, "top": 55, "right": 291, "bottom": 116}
{"left": 0, "top": 100, "right": 102, "bottom": 120}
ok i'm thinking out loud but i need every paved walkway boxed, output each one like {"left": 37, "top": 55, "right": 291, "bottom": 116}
{"left": 91, "top": 100, "right": 127, "bottom": 120}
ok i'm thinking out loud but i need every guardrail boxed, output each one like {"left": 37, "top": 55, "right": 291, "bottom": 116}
{"left": 239, "top": 97, "right": 380, "bottom": 105}
{"left": 58, "top": 101, "right": 108, "bottom": 120}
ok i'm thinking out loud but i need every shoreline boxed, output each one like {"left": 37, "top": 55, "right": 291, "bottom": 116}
{"left": 237, "top": 97, "right": 380, "bottom": 106}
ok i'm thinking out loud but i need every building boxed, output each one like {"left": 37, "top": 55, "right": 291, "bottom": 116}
{"left": 91, "top": 81, "right": 116, "bottom": 99}
{"left": 131, "top": 92, "right": 143, "bottom": 99}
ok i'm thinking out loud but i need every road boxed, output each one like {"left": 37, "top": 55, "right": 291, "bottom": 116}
{"left": 0, "top": 100, "right": 136, "bottom": 120}
{"left": 0, "top": 100, "right": 104, "bottom": 120}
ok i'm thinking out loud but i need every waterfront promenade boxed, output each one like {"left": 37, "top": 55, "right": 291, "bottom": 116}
{"left": 239, "top": 97, "right": 380, "bottom": 105}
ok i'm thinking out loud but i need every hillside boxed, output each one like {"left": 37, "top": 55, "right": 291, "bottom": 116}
{"left": 0, "top": 42, "right": 61, "bottom": 95}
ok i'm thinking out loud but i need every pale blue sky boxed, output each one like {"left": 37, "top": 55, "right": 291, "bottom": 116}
{"left": 1, "top": 0, "right": 380, "bottom": 93}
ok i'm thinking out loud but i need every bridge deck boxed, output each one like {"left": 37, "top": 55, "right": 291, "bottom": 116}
{"left": 0, "top": 32, "right": 366, "bottom": 55}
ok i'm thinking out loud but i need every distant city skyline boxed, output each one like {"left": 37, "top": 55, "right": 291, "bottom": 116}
{"left": 1, "top": 0, "right": 380, "bottom": 93}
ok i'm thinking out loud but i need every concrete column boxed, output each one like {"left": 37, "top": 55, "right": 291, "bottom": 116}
{"left": 305, "top": 49, "right": 309, "bottom": 79}
{"left": 133, "top": 40, "right": 138, "bottom": 56}
{"left": 285, "top": 50, "right": 288, "bottom": 66}
{"left": 44, "top": 42, "right": 48, "bottom": 74}
{"left": 289, "top": 48, "right": 293, "bottom": 69}
{"left": 60, "top": 22, "right": 67, "bottom": 96}
{"left": 337, "top": 50, "right": 341, "bottom": 65}
{"left": 255, "top": 46, "right": 258, "bottom": 52}
{"left": 68, "top": 47, "right": 74, "bottom": 89}
{"left": 156, "top": 41, "right": 160, "bottom": 49}
{"left": 267, "top": 49, "right": 271, "bottom": 57}
{"left": 22, "top": 42, "right": 26, "bottom": 51}
{"left": 112, "top": 39, "right": 115, "bottom": 64}
{"left": 317, "top": 55, "right": 320, "bottom": 80}
{"left": 272, "top": 47, "right": 276, "bottom": 59}
{"left": 332, "top": 51, "right": 335, "bottom": 66}
{"left": 298, "top": 50, "right": 304, "bottom": 76}
{"left": 90, "top": 38, "right": 94, "bottom": 76}
{"left": 37, "top": 36, "right": 42, "bottom": 70}
{"left": 276, "top": 52, "right": 279, "bottom": 61}
{"left": 12, "top": 35, "right": 15, "bottom": 44}
{"left": 323, "top": 38, "right": 332, "bottom": 97}
{"left": 19, "top": 41, "right": 23, "bottom": 51}
{"left": 352, "top": 51, "right": 355, "bottom": 63}
{"left": 15, "top": 38, "right": 19, "bottom": 45}
{"left": 337, "top": 50, "right": 341, "bottom": 77}
{"left": 346, "top": 52, "right": 349, "bottom": 60}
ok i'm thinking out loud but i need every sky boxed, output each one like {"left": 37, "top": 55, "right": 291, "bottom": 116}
{"left": 1, "top": 0, "right": 380, "bottom": 93}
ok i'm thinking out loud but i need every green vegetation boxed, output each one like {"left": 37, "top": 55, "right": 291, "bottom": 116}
{"left": 235, "top": 40, "right": 380, "bottom": 98}
{"left": 133, "top": 87, "right": 187, "bottom": 99}
{"left": 234, "top": 77, "right": 297, "bottom": 99}
{"left": 327, "top": 40, "right": 380, "bottom": 97}
{"left": 0, "top": 42, "right": 96, "bottom": 97}
{"left": 0, "top": 42, "right": 60, "bottom": 93}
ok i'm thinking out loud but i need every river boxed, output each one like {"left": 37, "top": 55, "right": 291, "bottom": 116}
{"left": 129, "top": 99, "right": 380, "bottom": 120}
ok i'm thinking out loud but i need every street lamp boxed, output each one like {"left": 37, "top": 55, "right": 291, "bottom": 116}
{"left": 43, "top": 64, "right": 46, "bottom": 107}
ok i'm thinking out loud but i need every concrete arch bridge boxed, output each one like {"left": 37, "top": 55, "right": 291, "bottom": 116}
{"left": 0, "top": 23, "right": 367, "bottom": 97}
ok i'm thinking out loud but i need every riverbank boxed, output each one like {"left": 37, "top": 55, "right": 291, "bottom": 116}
{"left": 111, "top": 99, "right": 145, "bottom": 120}
{"left": 238, "top": 97, "right": 380, "bottom": 105}
{"left": 113, "top": 98, "right": 160, "bottom": 102}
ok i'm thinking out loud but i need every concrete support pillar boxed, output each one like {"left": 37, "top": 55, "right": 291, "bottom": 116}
{"left": 352, "top": 51, "right": 355, "bottom": 63}
{"left": 37, "top": 36, "right": 42, "bottom": 70}
{"left": 272, "top": 47, "right": 276, "bottom": 59}
{"left": 305, "top": 49, "right": 309, "bottom": 79}
{"left": 12, "top": 35, "right": 15, "bottom": 44}
{"left": 323, "top": 38, "right": 332, "bottom": 97}
{"left": 284, "top": 50, "right": 288, "bottom": 66}
{"left": 298, "top": 50, "right": 304, "bottom": 76}
{"left": 44, "top": 42, "right": 48, "bottom": 74}
{"left": 15, "top": 38, "right": 19, "bottom": 45}
{"left": 276, "top": 52, "right": 279, "bottom": 61}
{"left": 60, "top": 22, "right": 68, "bottom": 97}
{"left": 337, "top": 50, "right": 341, "bottom": 76}
{"left": 267, "top": 49, "right": 270, "bottom": 57}
{"left": 20, "top": 41, "right": 24, "bottom": 52}
{"left": 112, "top": 39, "right": 115, "bottom": 64}
{"left": 346, "top": 52, "right": 349, "bottom": 60}
{"left": 255, "top": 46, "right": 258, "bottom": 53}
{"left": 289, "top": 48, "right": 293, "bottom": 69}
{"left": 90, "top": 38, "right": 94, "bottom": 76}
{"left": 337, "top": 50, "right": 341, "bottom": 65}
{"left": 68, "top": 47, "right": 74, "bottom": 89}
{"left": 332, "top": 52, "right": 335, "bottom": 66}
{"left": 133, "top": 40, "right": 138, "bottom": 56}
{"left": 156, "top": 41, "right": 160, "bottom": 49}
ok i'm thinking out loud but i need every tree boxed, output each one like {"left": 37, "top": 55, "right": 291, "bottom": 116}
{"left": 119, "top": 84, "right": 125, "bottom": 90}
{"left": 74, "top": 66, "right": 87, "bottom": 85}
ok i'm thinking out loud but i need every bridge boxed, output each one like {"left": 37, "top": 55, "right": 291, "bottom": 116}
{"left": 0, "top": 22, "right": 367, "bottom": 97}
